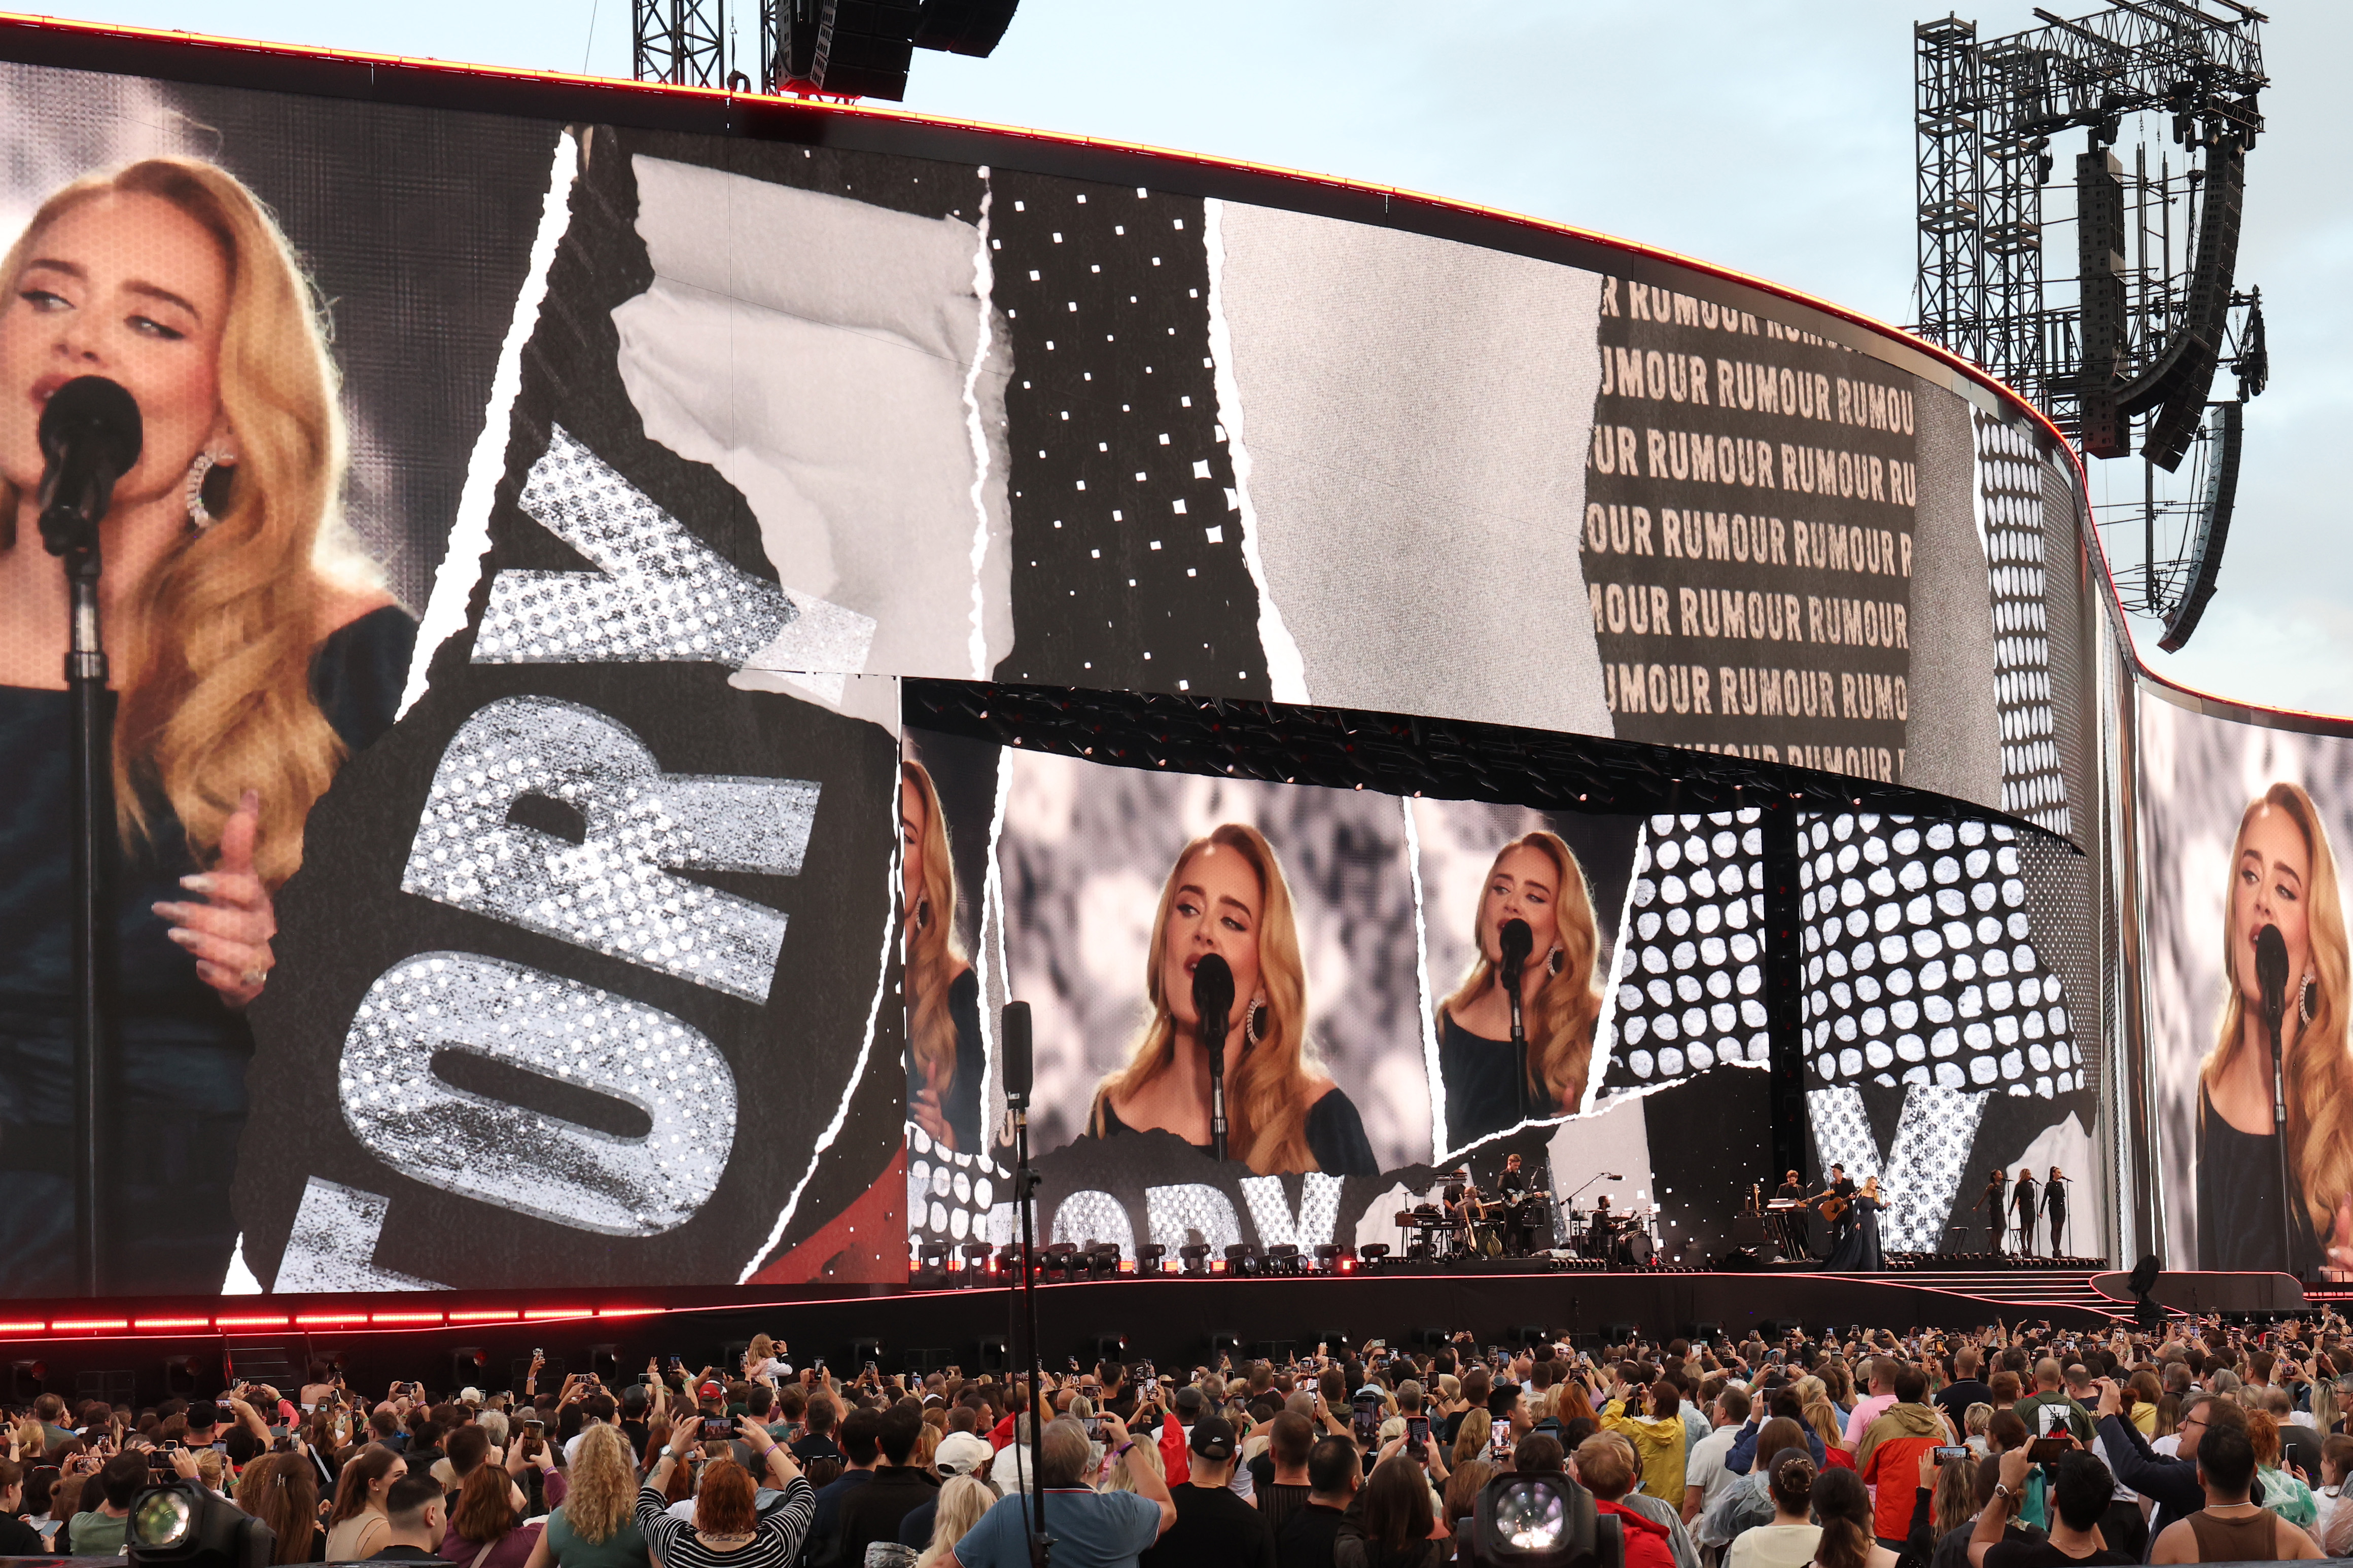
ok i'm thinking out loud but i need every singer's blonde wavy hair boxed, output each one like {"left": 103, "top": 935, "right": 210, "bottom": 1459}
{"left": 0, "top": 157, "right": 375, "bottom": 888}
{"left": 903, "top": 759, "right": 970, "bottom": 1105}
{"left": 2202, "top": 782, "right": 2351, "bottom": 1240}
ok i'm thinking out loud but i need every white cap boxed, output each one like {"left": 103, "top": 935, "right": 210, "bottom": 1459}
{"left": 461, "top": 1387, "right": 484, "bottom": 1406}
{"left": 935, "top": 1431, "right": 994, "bottom": 1477}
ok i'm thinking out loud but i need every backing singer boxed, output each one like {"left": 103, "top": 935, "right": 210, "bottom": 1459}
{"left": 0, "top": 159, "right": 414, "bottom": 1293}
{"left": 2197, "top": 782, "right": 2351, "bottom": 1273}
{"left": 901, "top": 759, "right": 982, "bottom": 1155}
{"left": 1087, "top": 823, "right": 1376, "bottom": 1175}
{"left": 1434, "top": 831, "right": 1604, "bottom": 1151}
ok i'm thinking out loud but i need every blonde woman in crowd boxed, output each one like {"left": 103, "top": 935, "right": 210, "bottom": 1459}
{"left": 916, "top": 1476, "right": 996, "bottom": 1568}
{"left": 528, "top": 1423, "right": 649, "bottom": 1568}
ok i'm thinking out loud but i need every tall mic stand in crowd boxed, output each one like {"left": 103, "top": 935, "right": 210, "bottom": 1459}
{"left": 1193, "top": 953, "right": 1234, "bottom": 1165}
{"left": 1500, "top": 918, "right": 1532, "bottom": 1122}
{"left": 2256, "top": 923, "right": 2294, "bottom": 1271}
{"left": 37, "top": 376, "right": 143, "bottom": 1300}
{"left": 1000, "top": 1002, "right": 1052, "bottom": 1565}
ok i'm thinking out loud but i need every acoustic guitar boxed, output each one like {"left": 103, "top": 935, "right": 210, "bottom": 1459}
{"left": 1816, "top": 1191, "right": 1850, "bottom": 1226}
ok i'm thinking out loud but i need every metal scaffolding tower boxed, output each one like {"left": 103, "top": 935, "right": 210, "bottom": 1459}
{"left": 630, "top": 0, "right": 1020, "bottom": 100}
{"left": 1909, "top": 3, "right": 2270, "bottom": 648}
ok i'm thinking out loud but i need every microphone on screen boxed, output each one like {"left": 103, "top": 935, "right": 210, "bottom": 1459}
{"left": 37, "top": 375, "right": 143, "bottom": 558}
{"left": 1192, "top": 953, "right": 1235, "bottom": 1069}
{"left": 2255, "top": 923, "right": 2290, "bottom": 1031}
{"left": 1499, "top": 918, "right": 1533, "bottom": 988}
{"left": 1001, "top": 1001, "right": 1032, "bottom": 1111}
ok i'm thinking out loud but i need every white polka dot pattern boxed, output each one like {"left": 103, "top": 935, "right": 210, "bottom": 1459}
{"left": 1603, "top": 808, "right": 1770, "bottom": 1087}
{"left": 1797, "top": 812, "right": 2077, "bottom": 1099}
{"left": 905, "top": 1123, "right": 1005, "bottom": 1260}
{"left": 340, "top": 951, "right": 734, "bottom": 1235}
{"left": 1976, "top": 417, "right": 2070, "bottom": 836}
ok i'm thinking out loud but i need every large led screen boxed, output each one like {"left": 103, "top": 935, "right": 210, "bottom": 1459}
{"left": 0, "top": 36, "right": 2105, "bottom": 1294}
{"left": 2137, "top": 687, "right": 2353, "bottom": 1278}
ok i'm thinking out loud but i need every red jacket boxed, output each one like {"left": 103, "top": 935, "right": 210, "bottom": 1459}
{"left": 1598, "top": 1498, "right": 1676, "bottom": 1568}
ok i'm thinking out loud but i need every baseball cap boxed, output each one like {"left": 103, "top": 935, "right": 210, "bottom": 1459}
{"left": 1172, "top": 1386, "right": 1204, "bottom": 1414}
{"left": 461, "top": 1387, "right": 484, "bottom": 1406}
{"left": 186, "top": 1401, "right": 224, "bottom": 1430}
{"left": 698, "top": 1380, "right": 725, "bottom": 1400}
{"left": 935, "top": 1431, "right": 993, "bottom": 1477}
{"left": 1188, "top": 1416, "right": 1236, "bottom": 1462}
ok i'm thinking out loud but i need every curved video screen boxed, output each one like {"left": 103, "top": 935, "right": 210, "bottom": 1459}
{"left": 0, "top": 36, "right": 2104, "bottom": 1295}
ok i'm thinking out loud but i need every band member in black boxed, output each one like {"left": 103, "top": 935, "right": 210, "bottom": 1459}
{"left": 1775, "top": 1168, "right": 1811, "bottom": 1256}
{"left": 2011, "top": 1166, "right": 2040, "bottom": 1257}
{"left": 1977, "top": 1168, "right": 2010, "bottom": 1253}
{"left": 2043, "top": 1166, "right": 2069, "bottom": 1256}
{"left": 1814, "top": 1163, "right": 1856, "bottom": 1250}
{"left": 1496, "top": 1153, "right": 1539, "bottom": 1255}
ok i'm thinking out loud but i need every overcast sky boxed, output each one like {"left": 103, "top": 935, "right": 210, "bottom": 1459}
{"left": 45, "top": 0, "right": 2353, "bottom": 718}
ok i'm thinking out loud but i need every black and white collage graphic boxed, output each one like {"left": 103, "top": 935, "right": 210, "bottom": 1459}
{"left": 2137, "top": 690, "right": 2353, "bottom": 1274}
{"left": 215, "top": 109, "right": 2111, "bottom": 1287}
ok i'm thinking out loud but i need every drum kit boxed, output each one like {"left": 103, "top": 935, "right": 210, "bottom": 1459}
{"left": 1565, "top": 1205, "right": 1656, "bottom": 1266}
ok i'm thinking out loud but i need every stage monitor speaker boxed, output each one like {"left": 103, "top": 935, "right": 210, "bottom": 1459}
{"left": 975, "top": 1336, "right": 1008, "bottom": 1374}
{"left": 1599, "top": 1323, "right": 1638, "bottom": 1346}
{"left": 2158, "top": 399, "right": 2242, "bottom": 652}
{"left": 1514, "top": 1325, "right": 1550, "bottom": 1348}
{"left": 1689, "top": 1322, "right": 1724, "bottom": 1342}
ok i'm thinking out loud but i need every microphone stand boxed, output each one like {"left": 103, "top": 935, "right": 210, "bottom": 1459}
{"left": 1503, "top": 956, "right": 1528, "bottom": 1123}
{"left": 1205, "top": 1009, "right": 1230, "bottom": 1166}
{"left": 1006, "top": 1045, "right": 1051, "bottom": 1564}
{"left": 2268, "top": 1000, "right": 2294, "bottom": 1275}
{"left": 47, "top": 499, "right": 109, "bottom": 1299}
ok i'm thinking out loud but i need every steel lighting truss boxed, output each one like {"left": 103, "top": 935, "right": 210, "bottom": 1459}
{"left": 633, "top": 0, "right": 1019, "bottom": 101}
{"left": 1910, "top": 3, "right": 2269, "bottom": 646}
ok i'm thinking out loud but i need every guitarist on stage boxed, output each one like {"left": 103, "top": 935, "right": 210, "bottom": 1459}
{"left": 1977, "top": 1168, "right": 2010, "bottom": 1254}
{"left": 1813, "top": 1163, "right": 1856, "bottom": 1252}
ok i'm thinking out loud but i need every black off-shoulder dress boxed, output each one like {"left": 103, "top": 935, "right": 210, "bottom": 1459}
{"left": 0, "top": 605, "right": 415, "bottom": 1295}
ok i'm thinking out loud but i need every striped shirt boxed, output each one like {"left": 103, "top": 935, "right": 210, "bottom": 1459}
{"left": 633, "top": 1479, "right": 814, "bottom": 1568}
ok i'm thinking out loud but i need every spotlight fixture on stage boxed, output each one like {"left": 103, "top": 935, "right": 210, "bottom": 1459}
{"left": 1092, "top": 1335, "right": 1127, "bottom": 1364}
{"left": 1179, "top": 1243, "right": 1211, "bottom": 1275}
{"left": 1134, "top": 1243, "right": 1168, "bottom": 1276}
{"left": 959, "top": 1242, "right": 993, "bottom": 1284}
{"left": 127, "top": 1478, "right": 273, "bottom": 1568}
{"left": 1358, "top": 1244, "right": 1389, "bottom": 1273}
{"left": 1267, "top": 1243, "right": 1302, "bottom": 1275}
{"left": 1315, "top": 1244, "right": 1353, "bottom": 1273}
{"left": 1466, "top": 1468, "right": 1624, "bottom": 1568}
{"left": 451, "top": 1348, "right": 487, "bottom": 1390}
{"left": 1210, "top": 1333, "right": 1244, "bottom": 1358}
{"left": 1319, "top": 1329, "right": 1351, "bottom": 1355}
{"left": 917, "top": 1242, "right": 953, "bottom": 1285}
{"left": 1515, "top": 1326, "right": 1550, "bottom": 1349}
{"left": 1223, "top": 1243, "right": 1258, "bottom": 1276}
{"left": 1086, "top": 1245, "right": 1120, "bottom": 1280}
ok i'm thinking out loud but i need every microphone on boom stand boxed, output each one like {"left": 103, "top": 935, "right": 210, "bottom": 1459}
{"left": 38, "top": 375, "right": 142, "bottom": 1301}
{"left": 2256, "top": 923, "right": 2294, "bottom": 1271}
{"left": 1500, "top": 918, "right": 1532, "bottom": 1122}
{"left": 1001, "top": 1001, "right": 1053, "bottom": 1564}
{"left": 1194, "top": 953, "right": 1235, "bottom": 1165}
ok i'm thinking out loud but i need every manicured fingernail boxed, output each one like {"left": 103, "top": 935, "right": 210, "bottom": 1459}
{"left": 167, "top": 926, "right": 197, "bottom": 946}
{"left": 181, "top": 874, "right": 216, "bottom": 895}
{"left": 153, "top": 902, "right": 186, "bottom": 922}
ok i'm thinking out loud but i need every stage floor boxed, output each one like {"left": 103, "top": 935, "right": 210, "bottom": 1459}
{"left": 0, "top": 1266, "right": 2308, "bottom": 1402}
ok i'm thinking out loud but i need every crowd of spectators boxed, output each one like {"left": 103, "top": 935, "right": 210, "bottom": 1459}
{"left": 6, "top": 1315, "right": 2353, "bottom": 1566}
